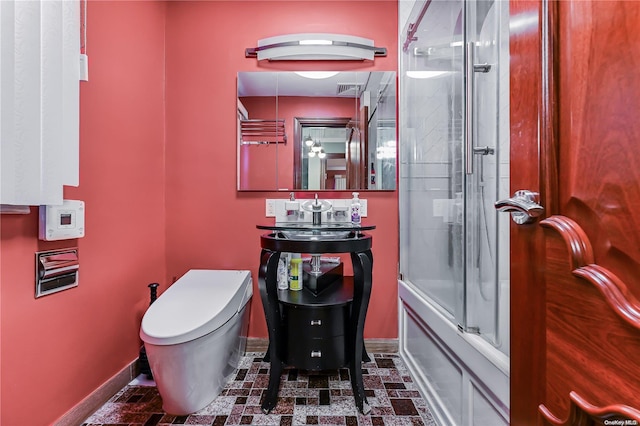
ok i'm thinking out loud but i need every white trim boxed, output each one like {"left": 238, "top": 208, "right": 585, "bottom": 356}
{"left": 399, "top": 280, "right": 510, "bottom": 425}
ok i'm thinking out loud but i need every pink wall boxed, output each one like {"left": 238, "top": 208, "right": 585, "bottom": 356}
{"left": 240, "top": 96, "right": 356, "bottom": 189}
{"left": 164, "top": 1, "right": 398, "bottom": 341}
{"left": 0, "top": 2, "right": 166, "bottom": 424}
{"left": 0, "top": 1, "right": 397, "bottom": 424}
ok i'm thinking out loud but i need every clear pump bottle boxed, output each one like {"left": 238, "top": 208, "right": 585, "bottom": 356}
{"left": 350, "top": 192, "right": 361, "bottom": 225}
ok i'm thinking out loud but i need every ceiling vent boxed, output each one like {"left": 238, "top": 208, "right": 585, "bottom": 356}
{"left": 336, "top": 83, "right": 363, "bottom": 97}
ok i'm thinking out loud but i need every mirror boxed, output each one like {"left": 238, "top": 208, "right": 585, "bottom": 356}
{"left": 237, "top": 71, "right": 396, "bottom": 191}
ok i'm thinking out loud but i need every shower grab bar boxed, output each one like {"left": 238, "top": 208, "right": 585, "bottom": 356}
{"left": 465, "top": 41, "right": 475, "bottom": 175}
{"left": 465, "top": 42, "right": 493, "bottom": 175}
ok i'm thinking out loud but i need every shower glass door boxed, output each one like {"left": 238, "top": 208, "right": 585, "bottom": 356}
{"left": 400, "top": 0, "right": 509, "bottom": 354}
{"left": 400, "top": 0, "right": 465, "bottom": 322}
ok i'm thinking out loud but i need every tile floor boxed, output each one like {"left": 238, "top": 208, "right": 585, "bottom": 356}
{"left": 83, "top": 352, "right": 435, "bottom": 426}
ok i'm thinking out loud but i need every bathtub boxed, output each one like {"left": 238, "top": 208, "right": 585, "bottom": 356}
{"left": 398, "top": 280, "right": 510, "bottom": 425}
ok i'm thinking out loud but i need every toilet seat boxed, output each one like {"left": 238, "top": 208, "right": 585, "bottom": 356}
{"left": 140, "top": 269, "right": 252, "bottom": 345}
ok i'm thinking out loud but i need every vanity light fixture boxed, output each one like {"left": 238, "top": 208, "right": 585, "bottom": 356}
{"left": 246, "top": 33, "right": 387, "bottom": 61}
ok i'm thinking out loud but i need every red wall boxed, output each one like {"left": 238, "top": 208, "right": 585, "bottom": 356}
{"left": 240, "top": 96, "right": 356, "bottom": 190}
{"left": 164, "top": 1, "right": 398, "bottom": 341}
{"left": 0, "top": 2, "right": 166, "bottom": 424}
{"left": 0, "top": 1, "right": 397, "bottom": 424}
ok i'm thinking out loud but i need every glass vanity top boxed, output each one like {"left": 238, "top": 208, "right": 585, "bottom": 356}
{"left": 257, "top": 223, "right": 375, "bottom": 231}
{"left": 257, "top": 223, "right": 376, "bottom": 241}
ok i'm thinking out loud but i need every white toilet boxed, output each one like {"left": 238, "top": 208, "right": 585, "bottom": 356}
{"left": 140, "top": 269, "right": 252, "bottom": 415}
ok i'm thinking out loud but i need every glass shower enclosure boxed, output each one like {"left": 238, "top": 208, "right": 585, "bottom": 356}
{"left": 398, "top": 0, "right": 510, "bottom": 423}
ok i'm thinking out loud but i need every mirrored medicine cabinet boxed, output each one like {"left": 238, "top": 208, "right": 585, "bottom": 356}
{"left": 237, "top": 71, "right": 397, "bottom": 192}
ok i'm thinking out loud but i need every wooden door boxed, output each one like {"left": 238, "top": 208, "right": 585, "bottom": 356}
{"left": 509, "top": 1, "right": 640, "bottom": 424}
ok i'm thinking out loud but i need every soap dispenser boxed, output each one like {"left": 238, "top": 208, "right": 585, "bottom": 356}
{"left": 350, "top": 192, "right": 361, "bottom": 225}
{"left": 285, "top": 192, "right": 300, "bottom": 222}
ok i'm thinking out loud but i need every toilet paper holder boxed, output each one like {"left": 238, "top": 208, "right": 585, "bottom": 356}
{"left": 35, "top": 248, "right": 79, "bottom": 298}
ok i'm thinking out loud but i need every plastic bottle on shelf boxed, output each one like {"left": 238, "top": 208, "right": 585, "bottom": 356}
{"left": 289, "top": 254, "right": 303, "bottom": 291}
{"left": 370, "top": 162, "right": 376, "bottom": 186}
{"left": 277, "top": 254, "right": 289, "bottom": 290}
{"left": 350, "top": 192, "right": 361, "bottom": 225}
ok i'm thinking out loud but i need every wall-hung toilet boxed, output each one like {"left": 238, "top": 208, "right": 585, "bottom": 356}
{"left": 140, "top": 269, "right": 252, "bottom": 415}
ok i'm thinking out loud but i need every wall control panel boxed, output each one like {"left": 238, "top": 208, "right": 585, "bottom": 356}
{"left": 39, "top": 200, "right": 85, "bottom": 241}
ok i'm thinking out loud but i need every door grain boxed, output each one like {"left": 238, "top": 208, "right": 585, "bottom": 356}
{"left": 509, "top": 0, "right": 640, "bottom": 424}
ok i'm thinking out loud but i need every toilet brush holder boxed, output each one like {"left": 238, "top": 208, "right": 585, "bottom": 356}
{"left": 139, "top": 282, "right": 159, "bottom": 379}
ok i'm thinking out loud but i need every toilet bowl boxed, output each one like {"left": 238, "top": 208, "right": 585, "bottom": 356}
{"left": 140, "top": 269, "right": 252, "bottom": 415}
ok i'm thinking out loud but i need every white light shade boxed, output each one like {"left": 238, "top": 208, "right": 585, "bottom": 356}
{"left": 299, "top": 39, "right": 332, "bottom": 46}
{"left": 406, "top": 70, "right": 450, "bottom": 79}
{"left": 294, "top": 71, "right": 340, "bottom": 79}
{"left": 246, "top": 33, "right": 386, "bottom": 61}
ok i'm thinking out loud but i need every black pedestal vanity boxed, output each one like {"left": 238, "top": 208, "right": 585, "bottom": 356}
{"left": 256, "top": 223, "right": 375, "bottom": 415}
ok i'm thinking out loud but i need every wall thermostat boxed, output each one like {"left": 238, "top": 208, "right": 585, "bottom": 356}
{"left": 39, "top": 200, "right": 85, "bottom": 241}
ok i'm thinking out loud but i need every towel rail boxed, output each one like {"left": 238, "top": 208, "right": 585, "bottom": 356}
{"left": 241, "top": 119, "right": 287, "bottom": 145}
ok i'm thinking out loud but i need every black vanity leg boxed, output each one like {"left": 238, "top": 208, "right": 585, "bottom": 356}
{"left": 361, "top": 251, "right": 373, "bottom": 364}
{"left": 261, "top": 359, "right": 283, "bottom": 414}
{"left": 258, "top": 249, "right": 284, "bottom": 413}
{"left": 349, "top": 250, "right": 373, "bottom": 415}
{"left": 362, "top": 341, "right": 371, "bottom": 363}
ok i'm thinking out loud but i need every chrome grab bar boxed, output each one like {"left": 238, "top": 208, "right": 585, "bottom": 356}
{"left": 465, "top": 42, "right": 494, "bottom": 175}
{"left": 465, "top": 41, "right": 475, "bottom": 175}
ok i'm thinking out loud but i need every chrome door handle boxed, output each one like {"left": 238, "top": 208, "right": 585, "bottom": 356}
{"left": 494, "top": 190, "right": 545, "bottom": 225}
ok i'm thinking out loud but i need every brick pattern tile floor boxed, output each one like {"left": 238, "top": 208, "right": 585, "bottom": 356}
{"left": 83, "top": 353, "right": 435, "bottom": 426}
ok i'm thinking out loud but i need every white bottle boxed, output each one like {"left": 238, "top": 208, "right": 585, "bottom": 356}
{"left": 277, "top": 254, "right": 289, "bottom": 290}
{"left": 350, "top": 192, "right": 361, "bottom": 225}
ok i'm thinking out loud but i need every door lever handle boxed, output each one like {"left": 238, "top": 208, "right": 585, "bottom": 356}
{"left": 495, "top": 190, "right": 544, "bottom": 225}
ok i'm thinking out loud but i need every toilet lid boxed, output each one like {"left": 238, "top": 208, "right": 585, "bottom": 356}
{"left": 140, "top": 269, "right": 252, "bottom": 345}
